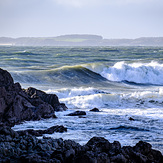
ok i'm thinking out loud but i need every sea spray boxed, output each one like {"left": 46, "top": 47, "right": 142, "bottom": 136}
{"left": 99, "top": 61, "right": 163, "bottom": 85}
{"left": 46, "top": 86, "right": 163, "bottom": 110}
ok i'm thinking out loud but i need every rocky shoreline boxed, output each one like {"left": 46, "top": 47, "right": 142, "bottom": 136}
{"left": 0, "top": 68, "right": 163, "bottom": 162}
{"left": 0, "top": 68, "right": 67, "bottom": 127}
{"left": 0, "top": 125, "right": 162, "bottom": 163}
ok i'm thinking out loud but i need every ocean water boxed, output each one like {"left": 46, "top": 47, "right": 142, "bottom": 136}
{"left": 1, "top": 46, "right": 163, "bottom": 153}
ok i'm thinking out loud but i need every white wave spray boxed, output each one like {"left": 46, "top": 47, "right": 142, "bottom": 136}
{"left": 89, "top": 61, "right": 163, "bottom": 85}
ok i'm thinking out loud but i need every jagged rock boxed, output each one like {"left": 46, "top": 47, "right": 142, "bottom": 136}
{"left": 66, "top": 111, "right": 86, "bottom": 116}
{"left": 129, "top": 117, "right": 135, "bottom": 121}
{"left": 0, "top": 68, "right": 14, "bottom": 87}
{"left": 0, "top": 125, "right": 19, "bottom": 138}
{"left": 0, "top": 68, "right": 68, "bottom": 126}
{"left": 133, "top": 141, "right": 162, "bottom": 162}
{"left": 85, "top": 137, "right": 112, "bottom": 152}
{"left": 0, "top": 127, "right": 162, "bottom": 163}
{"left": 25, "top": 87, "right": 68, "bottom": 111}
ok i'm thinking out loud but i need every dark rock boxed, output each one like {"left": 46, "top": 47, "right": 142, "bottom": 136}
{"left": 0, "top": 68, "right": 14, "bottom": 88}
{"left": 129, "top": 117, "right": 135, "bottom": 121}
{"left": 66, "top": 111, "right": 86, "bottom": 116}
{"left": 45, "top": 125, "right": 67, "bottom": 133}
{"left": 0, "top": 127, "right": 162, "bottom": 163}
{"left": 25, "top": 87, "right": 67, "bottom": 111}
{"left": 133, "top": 141, "right": 163, "bottom": 162}
{"left": 55, "top": 103, "right": 68, "bottom": 111}
{"left": 19, "top": 153, "right": 47, "bottom": 163}
{"left": 147, "top": 149, "right": 163, "bottom": 162}
{"left": 149, "top": 100, "right": 155, "bottom": 103}
{"left": 17, "top": 125, "right": 67, "bottom": 136}
{"left": 110, "top": 153, "right": 127, "bottom": 163}
{"left": 108, "top": 141, "right": 121, "bottom": 156}
{"left": 64, "top": 148, "right": 75, "bottom": 162}
{"left": 0, "top": 125, "right": 19, "bottom": 138}
{"left": 85, "top": 137, "right": 111, "bottom": 152}
{"left": 133, "top": 141, "right": 152, "bottom": 155}
{"left": 0, "top": 68, "right": 68, "bottom": 126}
{"left": 89, "top": 108, "right": 100, "bottom": 112}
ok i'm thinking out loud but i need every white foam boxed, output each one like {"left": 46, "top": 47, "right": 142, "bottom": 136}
{"left": 47, "top": 86, "right": 163, "bottom": 110}
{"left": 86, "top": 61, "right": 163, "bottom": 85}
{"left": 59, "top": 93, "right": 121, "bottom": 109}
{"left": 46, "top": 87, "right": 104, "bottom": 99}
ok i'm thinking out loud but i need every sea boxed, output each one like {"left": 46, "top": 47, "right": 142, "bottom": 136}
{"left": 0, "top": 46, "right": 163, "bottom": 153}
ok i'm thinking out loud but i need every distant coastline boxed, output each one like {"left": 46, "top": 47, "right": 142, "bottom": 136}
{"left": 0, "top": 34, "right": 163, "bottom": 46}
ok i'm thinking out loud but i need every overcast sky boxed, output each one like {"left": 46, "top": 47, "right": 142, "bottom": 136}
{"left": 0, "top": 0, "right": 163, "bottom": 39}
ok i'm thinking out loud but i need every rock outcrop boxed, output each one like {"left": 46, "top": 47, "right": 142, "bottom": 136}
{"left": 0, "top": 68, "right": 67, "bottom": 126}
{"left": 17, "top": 125, "right": 67, "bottom": 136}
{"left": 66, "top": 111, "right": 86, "bottom": 116}
{"left": 90, "top": 107, "right": 100, "bottom": 112}
{"left": 0, "top": 126, "right": 162, "bottom": 163}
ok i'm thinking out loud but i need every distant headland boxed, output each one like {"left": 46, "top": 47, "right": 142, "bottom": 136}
{"left": 0, "top": 34, "right": 163, "bottom": 46}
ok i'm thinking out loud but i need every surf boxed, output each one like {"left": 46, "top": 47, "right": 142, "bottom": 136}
{"left": 85, "top": 61, "right": 163, "bottom": 85}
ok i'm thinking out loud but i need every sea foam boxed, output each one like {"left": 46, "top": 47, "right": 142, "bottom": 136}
{"left": 47, "top": 87, "right": 163, "bottom": 110}
{"left": 87, "top": 61, "right": 163, "bottom": 85}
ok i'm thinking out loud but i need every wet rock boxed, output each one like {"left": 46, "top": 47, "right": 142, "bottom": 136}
{"left": 55, "top": 103, "right": 68, "bottom": 111}
{"left": 17, "top": 125, "right": 67, "bottom": 136}
{"left": 0, "top": 125, "right": 19, "bottom": 138}
{"left": 78, "top": 115, "right": 86, "bottom": 118}
{"left": 45, "top": 125, "right": 67, "bottom": 133}
{"left": 129, "top": 117, "right": 135, "bottom": 121}
{"left": 74, "top": 151, "right": 98, "bottom": 163}
{"left": 110, "top": 153, "right": 127, "bottom": 163}
{"left": 133, "top": 141, "right": 163, "bottom": 162}
{"left": 66, "top": 111, "right": 86, "bottom": 116}
{"left": 86, "top": 137, "right": 112, "bottom": 152}
{"left": 0, "top": 68, "right": 14, "bottom": 88}
{"left": 25, "top": 87, "right": 68, "bottom": 111}
{"left": 0, "top": 127, "right": 162, "bottom": 163}
{"left": 89, "top": 107, "right": 100, "bottom": 112}
{"left": 149, "top": 100, "right": 155, "bottom": 103}
{"left": 0, "top": 68, "right": 68, "bottom": 126}
{"left": 64, "top": 148, "right": 75, "bottom": 162}
{"left": 133, "top": 141, "right": 152, "bottom": 155}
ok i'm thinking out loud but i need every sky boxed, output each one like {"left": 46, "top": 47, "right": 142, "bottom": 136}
{"left": 0, "top": 0, "right": 163, "bottom": 39}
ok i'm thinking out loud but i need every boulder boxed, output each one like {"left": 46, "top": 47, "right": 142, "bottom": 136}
{"left": 66, "top": 111, "right": 86, "bottom": 116}
{"left": 89, "top": 108, "right": 100, "bottom": 112}
{"left": 25, "top": 87, "right": 68, "bottom": 111}
{"left": 0, "top": 68, "right": 14, "bottom": 87}
{"left": 17, "top": 125, "right": 67, "bottom": 136}
{"left": 129, "top": 117, "right": 135, "bottom": 121}
{"left": 0, "top": 127, "right": 162, "bottom": 163}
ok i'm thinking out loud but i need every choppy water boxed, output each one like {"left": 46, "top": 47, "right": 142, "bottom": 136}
{"left": 1, "top": 46, "right": 163, "bottom": 153}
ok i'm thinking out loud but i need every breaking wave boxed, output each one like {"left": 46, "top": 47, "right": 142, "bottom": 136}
{"left": 86, "top": 61, "right": 163, "bottom": 85}
{"left": 47, "top": 87, "right": 163, "bottom": 110}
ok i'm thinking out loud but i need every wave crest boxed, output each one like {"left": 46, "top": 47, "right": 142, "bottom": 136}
{"left": 100, "top": 61, "right": 163, "bottom": 85}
